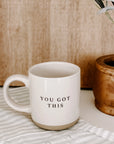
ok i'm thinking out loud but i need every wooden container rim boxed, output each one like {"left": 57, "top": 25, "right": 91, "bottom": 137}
{"left": 96, "top": 54, "right": 114, "bottom": 76}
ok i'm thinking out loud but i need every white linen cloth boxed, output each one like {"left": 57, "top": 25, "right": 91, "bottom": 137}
{"left": 0, "top": 87, "right": 113, "bottom": 144}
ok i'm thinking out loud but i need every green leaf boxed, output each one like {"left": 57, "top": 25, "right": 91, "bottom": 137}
{"left": 95, "top": 0, "right": 105, "bottom": 8}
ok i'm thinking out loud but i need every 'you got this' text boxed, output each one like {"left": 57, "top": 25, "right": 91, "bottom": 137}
{"left": 40, "top": 96, "right": 70, "bottom": 108}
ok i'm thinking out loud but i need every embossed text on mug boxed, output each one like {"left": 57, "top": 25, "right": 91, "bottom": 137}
{"left": 40, "top": 96, "right": 70, "bottom": 108}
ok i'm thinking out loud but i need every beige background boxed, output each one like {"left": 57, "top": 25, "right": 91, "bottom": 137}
{"left": 0, "top": 0, "right": 114, "bottom": 88}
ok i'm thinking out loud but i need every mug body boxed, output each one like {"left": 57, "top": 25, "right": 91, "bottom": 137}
{"left": 29, "top": 62, "right": 80, "bottom": 130}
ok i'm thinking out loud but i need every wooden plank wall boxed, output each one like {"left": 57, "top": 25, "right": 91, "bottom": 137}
{"left": 0, "top": 0, "right": 114, "bottom": 88}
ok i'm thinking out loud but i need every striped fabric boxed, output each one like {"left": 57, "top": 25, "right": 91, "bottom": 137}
{"left": 0, "top": 87, "right": 113, "bottom": 144}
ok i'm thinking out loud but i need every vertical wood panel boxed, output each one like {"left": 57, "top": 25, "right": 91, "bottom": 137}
{"left": 50, "top": 0, "right": 69, "bottom": 61}
{"left": 0, "top": 0, "right": 114, "bottom": 87}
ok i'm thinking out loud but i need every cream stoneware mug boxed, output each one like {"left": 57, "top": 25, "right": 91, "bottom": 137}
{"left": 3, "top": 62, "right": 80, "bottom": 130}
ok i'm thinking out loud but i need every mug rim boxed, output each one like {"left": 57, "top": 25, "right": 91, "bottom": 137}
{"left": 29, "top": 61, "right": 80, "bottom": 79}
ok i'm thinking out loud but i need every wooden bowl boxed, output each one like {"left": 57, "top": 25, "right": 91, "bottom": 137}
{"left": 93, "top": 55, "right": 114, "bottom": 116}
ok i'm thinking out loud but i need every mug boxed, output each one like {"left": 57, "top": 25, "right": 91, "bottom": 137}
{"left": 3, "top": 62, "right": 80, "bottom": 130}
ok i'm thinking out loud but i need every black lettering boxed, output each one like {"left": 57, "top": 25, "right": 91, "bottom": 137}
{"left": 57, "top": 104, "right": 60, "bottom": 108}
{"left": 48, "top": 103, "right": 51, "bottom": 108}
{"left": 44, "top": 97, "right": 48, "bottom": 101}
{"left": 52, "top": 104, "right": 56, "bottom": 108}
{"left": 67, "top": 96, "right": 70, "bottom": 101}
{"left": 40, "top": 96, "right": 43, "bottom": 101}
{"left": 57, "top": 97, "right": 61, "bottom": 102}
{"left": 60, "top": 103, "right": 63, "bottom": 108}
{"left": 62, "top": 97, "right": 66, "bottom": 101}
{"left": 50, "top": 98, "right": 54, "bottom": 102}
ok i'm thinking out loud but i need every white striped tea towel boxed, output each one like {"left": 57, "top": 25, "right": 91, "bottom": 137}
{"left": 0, "top": 87, "right": 113, "bottom": 144}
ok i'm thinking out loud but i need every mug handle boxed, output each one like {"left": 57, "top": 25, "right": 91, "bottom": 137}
{"left": 3, "top": 74, "right": 31, "bottom": 114}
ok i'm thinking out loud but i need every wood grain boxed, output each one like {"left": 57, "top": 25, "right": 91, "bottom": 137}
{"left": 0, "top": 0, "right": 114, "bottom": 88}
